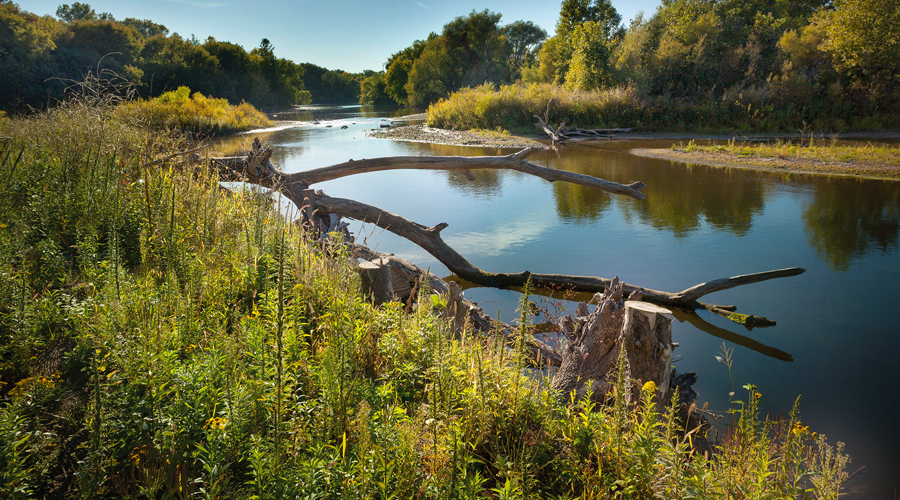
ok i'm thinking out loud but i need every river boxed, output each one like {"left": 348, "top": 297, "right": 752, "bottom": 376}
{"left": 216, "top": 104, "right": 900, "bottom": 497}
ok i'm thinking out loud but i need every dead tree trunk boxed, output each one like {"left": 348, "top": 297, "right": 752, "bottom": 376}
{"left": 198, "top": 139, "right": 803, "bottom": 327}
{"left": 551, "top": 279, "right": 675, "bottom": 406}
{"left": 358, "top": 258, "right": 395, "bottom": 305}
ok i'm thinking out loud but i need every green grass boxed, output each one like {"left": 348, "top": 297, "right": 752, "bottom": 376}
{"left": 0, "top": 96, "right": 852, "bottom": 499}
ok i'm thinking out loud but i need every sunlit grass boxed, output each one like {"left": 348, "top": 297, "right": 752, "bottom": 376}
{"left": 675, "top": 138, "right": 900, "bottom": 167}
{"left": 427, "top": 82, "right": 899, "bottom": 134}
{"left": 116, "top": 86, "right": 274, "bottom": 137}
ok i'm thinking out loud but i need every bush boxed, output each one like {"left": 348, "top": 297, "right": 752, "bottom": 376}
{"left": 116, "top": 86, "right": 273, "bottom": 136}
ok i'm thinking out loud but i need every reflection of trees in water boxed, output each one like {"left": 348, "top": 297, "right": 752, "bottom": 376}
{"left": 538, "top": 147, "right": 765, "bottom": 232}
{"left": 443, "top": 168, "right": 504, "bottom": 198}
{"left": 803, "top": 178, "right": 900, "bottom": 271}
{"left": 618, "top": 162, "right": 766, "bottom": 237}
{"left": 433, "top": 144, "right": 520, "bottom": 198}
{"left": 553, "top": 182, "right": 612, "bottom": 222}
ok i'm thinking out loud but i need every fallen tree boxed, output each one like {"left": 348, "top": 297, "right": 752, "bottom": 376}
{"left": 533, "top": 99, "right": 634, "bottom": 143}
{"left": 199, "top": 138, "right": 803, "bottom": 328}
{"left": 188, "top": 136, "right": 806, "bottom": 449}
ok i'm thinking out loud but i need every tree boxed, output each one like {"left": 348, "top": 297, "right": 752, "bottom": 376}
{"left": 826, "top": 0, "right": 900, "bottom": 80}
{"left": 557, "top": 0, "right": 622, "bottom": 39}
{"left": 541, "top": 0, "right": 622, "bottom": 87}
{"left": 55, "top": 2, "right": 96, "bottom": 22}
{"left": 565, "top": 20, "right": 616, "bottom": 90}
{"left": 383, "top": 38, "right": 429, "bottom": 105}
{"left": 404, "top": 36, "right": 463, "bottom": 106}
{"left": 502, "top": 20, "right": 547, "bottom": 70}
{"left": 122, "top": 17, "right": 168, "bottom": 38}
{"left": 0, "top": 2, "right": 59, "bottom": 108}
{"left": 359, "top": 72, "right": 390, "bottom": 104}
{"left": 442, "top": 9, "right": 509, "bottom": 85}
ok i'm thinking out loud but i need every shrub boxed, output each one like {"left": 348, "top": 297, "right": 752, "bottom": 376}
{"left": 116, "top": 86, "right": 273, "bottom": 136}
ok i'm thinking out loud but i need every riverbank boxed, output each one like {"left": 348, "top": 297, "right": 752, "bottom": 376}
{"left": 372, "top": 121, "right": 900, "bottom": 181}
{"left": 632, "top": 141, "right": 900, "bottom": 180}
{"left": 368, "top": 123, "right": 544, "bottom": 149}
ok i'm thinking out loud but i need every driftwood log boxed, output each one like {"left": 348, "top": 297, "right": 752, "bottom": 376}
{"left": 533, "top": 99, "right": 634, "bottom": 143}
{"left": 198, "top": 138, "right": 803, "bottom": 329}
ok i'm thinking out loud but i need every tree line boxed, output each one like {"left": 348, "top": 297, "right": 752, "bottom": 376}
{"left": 368, "top": 0, "right": 899, "bottom": 127}
{"left": 359, "top": 11, "right": 548, "bottom": 106}
{"left": 0, "top": 1, "right": 365, "bottom": 110}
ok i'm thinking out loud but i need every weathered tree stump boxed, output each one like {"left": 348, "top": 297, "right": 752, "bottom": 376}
{"left": 620, "top": 300, "right": 674, "bottom": 403}
{"left": 358, "top": 258, "right": 394, "bottom": 305}
{"left": 550, "top": 278, "right": 675, "bottom": 406}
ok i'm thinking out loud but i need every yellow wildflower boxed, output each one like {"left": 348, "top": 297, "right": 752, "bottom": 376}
{"left": 205, "top": 416, "right": 227, "bottom": 430}
{"left": 641, "top": 380, "right": 657, "bottom": 393}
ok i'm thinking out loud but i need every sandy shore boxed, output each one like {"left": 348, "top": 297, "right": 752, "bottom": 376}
{"left": 631, "top": 148, "right": 900, "bottom": 180}
{"left": 368, "top": 124, "right": 544, "bottom": 149}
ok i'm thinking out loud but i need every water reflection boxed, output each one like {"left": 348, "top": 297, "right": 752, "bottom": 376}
{"left": 618, "top": 162, "right": 768, "bottom": 237}
{"left": 443, "top": 168, "right": 504, "bottom": 198}
{"left": 274, "top": 104, "right": 418, "bottom": 122}
{"left": 553, "top": 182, "right": 612, "bottom": 223}
{"left": 675, "top": 310, "right": 794, "bottom": 362}
{"left": 802, "top": 176, "right": 900, "bottom": 271}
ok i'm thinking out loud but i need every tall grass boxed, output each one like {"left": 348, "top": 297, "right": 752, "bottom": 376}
{"left": 0, "top": 97, "right": 853, "bottom": 498}
{"left": 426, "top": 82, "right": 900, "bottom": 133}
{"left": 116, "top": 86, "right": 274, "bottom": 137}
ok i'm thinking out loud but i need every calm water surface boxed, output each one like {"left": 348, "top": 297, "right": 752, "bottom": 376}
{"left": 219, "top": 105, "right": 900, "bottom": 497}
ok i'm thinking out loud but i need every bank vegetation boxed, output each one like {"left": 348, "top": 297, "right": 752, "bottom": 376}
{"left": 0, "top": 84, "right": 855, "bottom": 498}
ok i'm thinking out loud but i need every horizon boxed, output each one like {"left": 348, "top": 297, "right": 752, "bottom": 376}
{"left": 23, "top": 0, "right": 661, "bottom": 74}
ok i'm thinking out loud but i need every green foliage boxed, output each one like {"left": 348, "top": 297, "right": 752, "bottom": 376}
{"left": 565, "top": 20, "right": 617, "bottom": 91}
{"left": 0, "top": 98, "right": 855, "bottom": 498}
{"left": 557, "top": 0, "right": 623, "bottom": 39}
{"left": 116, "top": 86, "right": 274, "bottom": 136}
{"left": 359, "top": 72, "right": 391, "bottom": 105}
{"left": 383, "top": 11, "right": 543, "bottom": 107}
{"left": 501, "top": 20, "right": 546, "bottom": 71}
{"left": 826, "top": 0, "right": 900, "bottom": 80}
{"left": 0, "top": 5, "right": 317, "bottom": 111}
{"left": 299, "top": 62, "right": 362, "bottom": 104}
{"left": 56, "top": 2, "right": 97, "bottom": 22}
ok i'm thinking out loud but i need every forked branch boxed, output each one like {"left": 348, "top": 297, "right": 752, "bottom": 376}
{"left": 200, "top": 139, "right": 803, "bottom": 327}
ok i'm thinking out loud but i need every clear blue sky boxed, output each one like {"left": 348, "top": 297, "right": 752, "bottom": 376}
{"left": 25, "top": 0, "right": 661, "bottom": 73}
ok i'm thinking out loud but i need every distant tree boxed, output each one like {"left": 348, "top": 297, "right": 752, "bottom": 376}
{"left": 661, "top": 0, "right": 716, "bottom": 42}
{"left": 405, "top": 36, "right": 464, "bottom": 106}
{"left": 502, "top": 20, "right": 547, "bottom": 69}
{"left": 443, "top": 9, "right": 508, "bottom": 84}
{"left": 122, "top": 17, "right": 168, "bottom": 38}
{"left": 56, "top": 2, "right": 96, "bottom": 22}
{"left": 537, "top": 35, "right": 566, "bottom": 84}
{"left": 141, "top": 34, "right": 219, "bottom": 96}
{"left": 383, "top": 38, "right": 428, "bottom": 105}
{"left": 538, "top": 0, "right": 622, "bottom": 86}
{"left": 359, "top": 72, "right": 391, "bottom": 104}
{"left": 0, "top": 2, "right": 59, "bottom": 108}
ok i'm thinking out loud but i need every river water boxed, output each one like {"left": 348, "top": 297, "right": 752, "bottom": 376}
{"left": 217, "top": 104, "right": 900, "bottom": 497}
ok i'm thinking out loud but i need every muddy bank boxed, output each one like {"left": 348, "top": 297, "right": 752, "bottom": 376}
{"left": 632, "top": 148, "right": 900, "bottom": 180}
{"left": 368, "top": 124, "right": 545, "bottom": 149}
